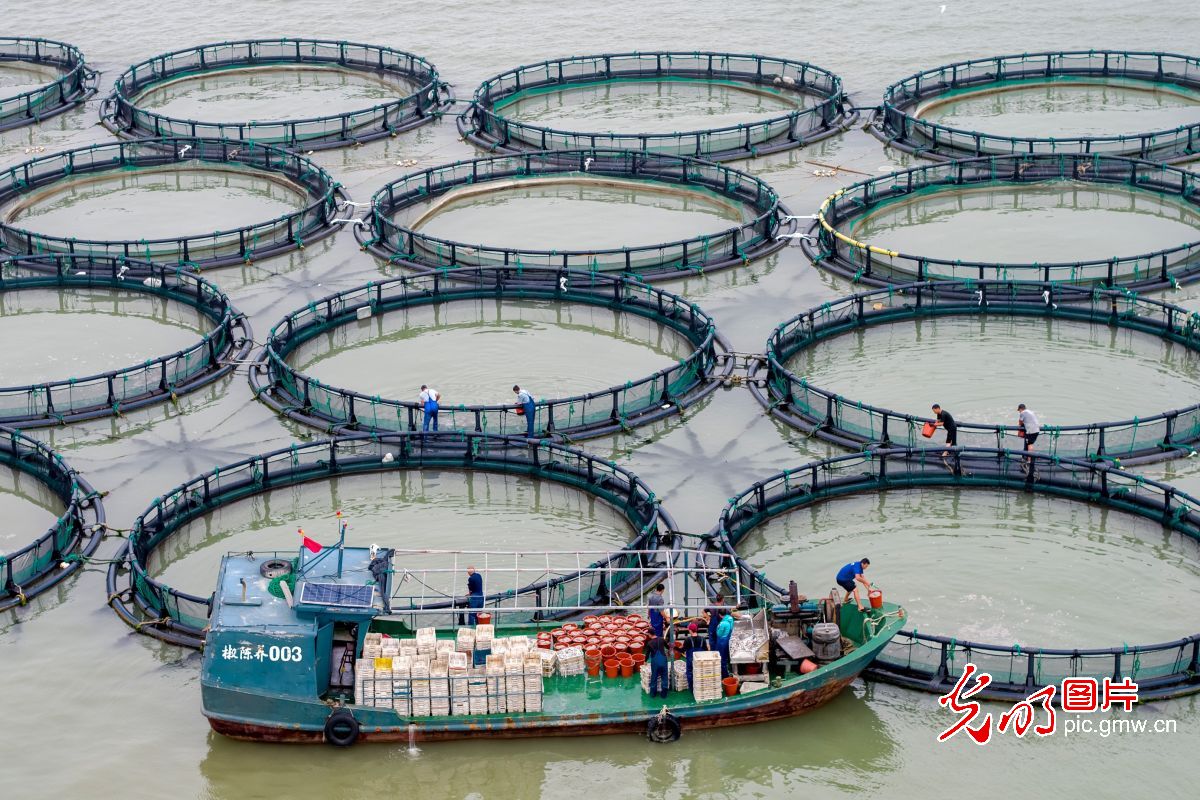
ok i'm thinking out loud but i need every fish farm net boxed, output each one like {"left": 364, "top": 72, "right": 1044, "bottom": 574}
{"left": 804, "top": 154, "right": 1200, "bottom": 290}
{"left": 106, "top": 433, "right": 674, "bottom": 646}
{"left": 0, "top": 255, "right": 252, "bottom": 426}
{"left": 874, "top": 50, "right": 1200, "bottom": 162}
{"left": 751, "top": 279, "right": 1200, "bottom": 465}
{"left": 0, "top": 37, "right": 96, "bottom": 131}
{"left": 458, "top": 52, "right": 851, "bottom": 161}
{"left": 717, "top": 447, "right": 1200, "bottom": 701}
{"left": 250, "top": 267, "right": 728, "bottom": 439}
{"left": 0, "top": 138, "right": 343, "bottom": 268}
{"left": 103, "top": 38, "right": 449, "bottom": 150}
{"left": 0, "top": 427, "right": 105, "bottom": 610}
{"left": 360, "top": 150, "right": 792, "bottom": 280}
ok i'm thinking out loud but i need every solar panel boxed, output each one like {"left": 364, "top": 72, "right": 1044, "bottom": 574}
{"left": 298, "top": 581, "right": 376, "bottom": 609}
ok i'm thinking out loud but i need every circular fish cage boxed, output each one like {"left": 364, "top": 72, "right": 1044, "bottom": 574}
{"left": 249, "top": 267, "right": 729, "bottom": 439}
{"left": 102, "top": 38, "right": 450, "bottom": 150}
{"left": 0, "top": 139, "right": 344, "bottom": 269}
{"left": 749, "top": 280, "right": 1200, "bottom": 465}
{"left": 802, "top": 154, "right": 1200, "bottom": 291}
{"left": 0, "top": 37, "right": 97, "bottom": 132}
{"left": 872, "top": 50, "right": 1200, "bottom": 163}
{"left": 0, "top": 427, "right": 105, "bottom": 611}
{"left": 716, "top": 448, "right": 1200, "bottom": 701}
{"left": 457, "top": 52, "right": 852, "bottom": 161}
{"left": 358, "top": 150, "right": 792, "bottom": 280}
{"left": 0, "top": 254, "right": 252, "bottom": 426}
{"left": 105, "top": 432, "right": 675, "bottom": 647}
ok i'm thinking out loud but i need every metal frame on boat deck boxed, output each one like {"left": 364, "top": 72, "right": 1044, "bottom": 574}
{"left": 750, "top": 279, "right": 1200, "bottom": 465}
{"left": 0, "top": 427, "right": 106, "bottom": 611}
{"left": 249, "top": 266, "right": 731, "bottom": 440}
{"left": 106, "top": 432, "right": 674, "bottom": 648}
{"left": 716, "top": 447, "right": 1200, "bottom": 701}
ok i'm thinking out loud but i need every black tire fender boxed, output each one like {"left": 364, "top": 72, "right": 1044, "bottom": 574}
{"left": 324, "top": 708, "right": 360, "bottom": 747}
{"left": 646, "top": 711, "right": 682, "bottom": 743}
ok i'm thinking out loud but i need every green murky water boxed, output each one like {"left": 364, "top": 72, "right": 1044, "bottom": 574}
{"left": 736, "top": 488, "right": 1200, "bottom": 646}
{"left": 918, "top": 79, "right": 1200, "bottom": 138}
{"left": 0, "top": 288, "right": 211, "bottom": 384}
{"left": 2, "top": 2, "right": 1197, "bottom": 798}
{"left": 845, "top": 182, "right": 1200, "bottom": 262}
{"left": 293, "top": 300, "right": 694, "bottom": 402}
{"left": 132, "top": 66, "right": 408, "bottom": 122}
{"left": 497, "top": 78, "right": 807, "bottom": 134}
{"left": 0, "top": 466, "right": 64, "bottom": 549}
{"left": 790, "top": 316, "right": 1200, "bottom": 425}
{"left": 408, "top": 179, "right": 751, "bottom": 251}
{"left": 4, "top": 166, "right": 308, "bottom": 240}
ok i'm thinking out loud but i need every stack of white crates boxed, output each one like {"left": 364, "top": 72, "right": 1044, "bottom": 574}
{"left": 485, "top": 654, "right": 507, "bottom": 714}
{"left": 455, "top": 627, "right": 475, "bottom": 655}
{"left": 475, "top": 624, "right": 494, "bottom": 652}
{"left": 411, "top": 658, "right": 431, "bottom": 716}
{"left": 448, "top": 652, "right": 470, "bottom": 715}
{"left": 467, "top": 667, "right": 489, "bottom": 714}
{"left": 504, "top": 656, "right": 525, "bottom": 712}
{"left": 557, "top": 646, "right": 585, "bottom": 676}
{"left": 524, "top": 652, "right": 543, "bottom": 712}
{"left": 429, "top": 664, "right": 450, "bottom": 716}
{"left": 416, "top": 627, "right": 437, "bottom": 656}
{"left": 672, "top": 660, "right": 688, "bottom": 692}
{"left": 691, "top": 651, "right": 722, "bottom": 702}
{"left": 355, "top": 658, "right": 375, "bottom": 706}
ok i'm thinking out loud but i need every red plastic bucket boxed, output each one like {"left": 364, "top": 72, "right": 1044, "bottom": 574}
{"left": 868, "top": 589, "right": 883, "bottom": 609}
{"left": 604, "top": 659, "right": 620, "bottom": 679}
{"left": 476, "top": 612, "right": 492, "bottom": 626}
{"left": 620, "top": 661, "right": 634, "bottom": 678}
{"left": 722, "top": 677, "right": 739, "bottom": 696}
{"left": 921, "top": 421, "right": 936, "bottom": 439}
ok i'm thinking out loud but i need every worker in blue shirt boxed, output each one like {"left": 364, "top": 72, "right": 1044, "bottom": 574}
{"left": 836, "top": 558, "right": 872, "bottom": 611}
{"left": 647, "top": 582, "right": 667, "bottom": 637}
{"left": 466, "top": 565, "right": 484, "bottom": 625}
{"left": 512, "top": 385, "right": 536, "bottom": 438}
{"left": 715, "top": 610, "right": 735, "bottom": 679}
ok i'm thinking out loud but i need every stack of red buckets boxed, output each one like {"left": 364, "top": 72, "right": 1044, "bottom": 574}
{"left": 536, "top": 614, "right": 651, "bottom": 679}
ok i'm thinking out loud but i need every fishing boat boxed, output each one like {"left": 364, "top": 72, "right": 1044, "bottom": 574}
{"left": 201, "top": 533, "right": 905, "bottom": 745}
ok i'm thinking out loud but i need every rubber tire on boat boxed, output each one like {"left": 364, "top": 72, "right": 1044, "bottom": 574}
{"left": 324, "top": 708, "right": 360, "bottom": 747}
{"left": 646, "top": 712, "right": 682, "bottom": 743}
{"left": 260, "top": 558, "right": 293, "bottom": 579}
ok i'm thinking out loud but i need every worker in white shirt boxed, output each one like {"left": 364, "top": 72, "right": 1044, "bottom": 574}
{"left": 419, "top": 385, "right": 440, "bottom": 432}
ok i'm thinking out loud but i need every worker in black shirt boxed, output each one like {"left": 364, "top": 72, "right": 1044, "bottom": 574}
{"left": 931, "top": 403, "right": 957, "bottom": 456}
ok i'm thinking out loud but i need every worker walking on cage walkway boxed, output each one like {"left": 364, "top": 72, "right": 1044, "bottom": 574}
{"left": 1017, "top": 403, "right": 1041, "bottom": 469}
{"left": 419, "top": 385, "right": 440, "bottom": 432}
{"left": 931, "top": 403, "right": 957, "bottom": 456}
{"left": 836, "top": 558, "right": 872, "bottom": 612}
{"left": 513, "top": 385, "right": 536, "bottom": 438}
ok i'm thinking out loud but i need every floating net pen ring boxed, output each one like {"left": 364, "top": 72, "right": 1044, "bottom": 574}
{"left": 249, "top": 266, "right": 731, "bottom": 440}
{"left": 716, "top": 447, "right": 1200, "bottom": 701}
{"left": 749, "top": 279, "right": 1200, "bottom": 465}
{"left": 0, "top": 254, "right": 253, "bottom": 427}
{"left": 0, "top": 427, "right": 106, "bottom": 611}
{"left": 0, "top": 138, "right": 345, "bottom": 268}
{"left": 105, "top": 432, "right": 675, "bottom": 647}
{"left": 357, "top": 149, "right": 793, "bottom": 281}
{"left": 801, "top": 154, "right": 1200, "bottom": 292}
{"left": 0, "top": 37, "right": 97, "bottom": 132}
{"left": 101, "top": 38, "right": 451, "bottom": 150}
{"left": 457, "top": 51, "right": 854, "bottom": 161}
{"left": 870, "top": 50, "right": 1200, "bottom": 163}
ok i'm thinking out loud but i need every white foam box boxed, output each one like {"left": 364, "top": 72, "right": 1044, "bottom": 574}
{"left": 538, "top": 649, "right": 557, "bottom": 677}
{"left": 672, "top": 660, "right": 688, "bottom": 692}
{"left": 455, "top": 627, "right": 475, "bottom": 653}
{"left": 556, "top": 646, "right": 585, "bottom": 676}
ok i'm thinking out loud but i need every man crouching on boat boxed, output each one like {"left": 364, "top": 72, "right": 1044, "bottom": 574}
{"left": 836, "top": 558, "right": 872, "bottom": 611}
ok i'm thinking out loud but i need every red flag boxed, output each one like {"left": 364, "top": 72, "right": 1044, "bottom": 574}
{"left": 298, "top": 528, "right": 322, "bottom": 554}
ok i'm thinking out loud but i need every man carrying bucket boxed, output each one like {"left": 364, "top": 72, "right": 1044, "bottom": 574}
{"left": 836, "top": 558, "right": 872, "bottom": 611}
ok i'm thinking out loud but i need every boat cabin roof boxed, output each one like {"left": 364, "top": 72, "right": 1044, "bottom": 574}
{"left": 212, "top": 546, "right": 385, "bottom": 632}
